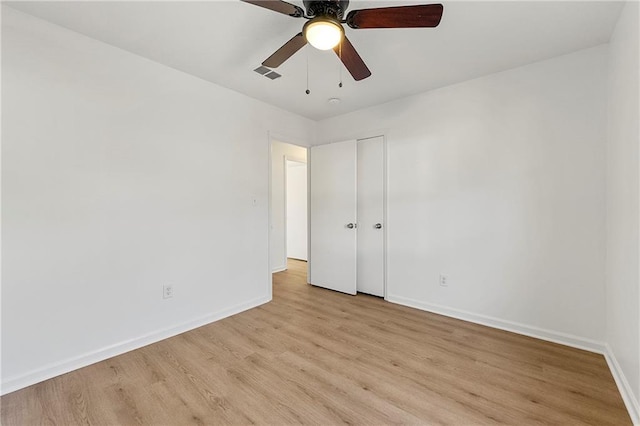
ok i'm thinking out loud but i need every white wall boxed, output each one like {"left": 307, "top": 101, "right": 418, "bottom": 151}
{"left": 606, "top": 1, "right": 640, "bottom": 422}
{"left": 1, "top": 7, "right": 315, "bottom": 393}
{"left": 286, "top": 161, "right": 308, "bottom": 261}
{"left": 317, "top": 46, "right": 608, "bottom": 349}
{"left": 270, "top": 141, "right": 307, "bottom": 271}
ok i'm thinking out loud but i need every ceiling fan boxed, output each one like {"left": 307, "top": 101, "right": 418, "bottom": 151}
{"left": 241, "top": 0, "right": 444, "bottom": 81}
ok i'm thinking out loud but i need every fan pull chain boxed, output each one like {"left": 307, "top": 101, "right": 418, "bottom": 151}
{"left": 338, "top": 40, "right": 343, "bottom": 88}
{"left": 305, "top": 45, "right": 310, "bottom": 95}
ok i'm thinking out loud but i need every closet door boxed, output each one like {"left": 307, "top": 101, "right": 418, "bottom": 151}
{"left": 357, "top": 136, "right": 385, "bottom": 297}
{"left": 309, "top": 140, "right": 357, "bottom": 295}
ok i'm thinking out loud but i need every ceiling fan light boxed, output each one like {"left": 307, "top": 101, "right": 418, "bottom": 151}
{"left": 303, "top": 18, "right": 344, "bottom": 51}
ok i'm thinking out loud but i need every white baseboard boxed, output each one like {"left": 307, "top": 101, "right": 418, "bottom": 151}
{"left": 385, "top": 294, "right": 605, "bottom": 354}
{"left": 1, "top": 295, "right": 271, "bottom": 396}
{"left": 272, "top": 265, "right": 287, "bottom": 273}
{"left": 604, "top": 344, "right": 640, "bottom": 425}
{"left": 5, "top": 292, "right": 637, "bottom": 425}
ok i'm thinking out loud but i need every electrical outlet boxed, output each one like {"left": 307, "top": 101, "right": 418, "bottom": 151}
{"left": 439, "top": 274, "right": 448, "bottom": 287}
{"left": 163, "top": 284, "right": 173, "bottom": 299}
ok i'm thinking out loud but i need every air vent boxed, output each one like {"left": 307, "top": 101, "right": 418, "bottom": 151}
{"left": 254, "top": 66, "right": 271, "bottom": 75}
{"left": 254, "top": 66, "right": 282, "bottom": 81}
{"left": 265, "top": 71, "right": 281, "bottom": 80}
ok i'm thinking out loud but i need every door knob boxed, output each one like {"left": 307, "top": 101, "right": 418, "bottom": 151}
{"left": 375, "top": 223, "right": 382, "bottom": 229}
{"left": 346, "top": 223, "right": 356, "bottom": 229}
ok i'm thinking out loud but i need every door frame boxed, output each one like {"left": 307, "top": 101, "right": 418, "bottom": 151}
{"left": 267, "top": 132, "right": 309, "bottom": 299}
{"left": 320, "top": 131, "right": 390, "bottom": 299}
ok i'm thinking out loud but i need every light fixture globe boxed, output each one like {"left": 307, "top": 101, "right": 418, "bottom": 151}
{"left": 303, "top": 17, "right": 344, "bottom": 50}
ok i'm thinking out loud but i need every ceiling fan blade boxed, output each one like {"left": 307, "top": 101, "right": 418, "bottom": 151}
{"left": 346, "top": 4, "right": 443, "bottom": 29}
{"left": 262, "top": 33, "right": 307, "bottom": 68}
{"left": 241, "top": 0, "right": 304, "bottom": 18}
{"left": 334, "top": 36, "right": 371, "bottom": 81}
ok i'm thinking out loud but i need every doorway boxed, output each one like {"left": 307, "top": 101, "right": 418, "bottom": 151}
{"left": 286, "top": 160, "right": 308, "bottom": 261}
{"left": 270, "top": 140, "right": 308, "bottom": 279}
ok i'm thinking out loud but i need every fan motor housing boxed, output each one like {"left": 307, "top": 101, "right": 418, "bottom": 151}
{"left": 303, "top": 0, "right": 350, "bottom": 19}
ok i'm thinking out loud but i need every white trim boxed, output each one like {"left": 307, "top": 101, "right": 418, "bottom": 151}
{"left": 386, "top": 294, "right": 606, "bottom": 354}
{"left": 282, "top": 155, "right": 288, "bottom": 269}
{"left": 1, "top": 295, "right": 270, "bottom": 396}
{"left": 604, "top": 344, "right": 640, "bottom": 425}
{"left": 383, "top": 134, "right": 388, "bottom": 300}
{"left": 267, "top": 131, "right": 273, "bottom": 300}
{"left": 317, "top": 128, "right": 391, "bottom": 147}
{"left": 307, "top": 147, "right": 312, "bottom": 284}
{"left": 271, "top": 266, "right": 287, "bottom": 273}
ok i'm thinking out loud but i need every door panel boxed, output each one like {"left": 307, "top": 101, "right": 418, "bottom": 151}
{"left": 309, "top": 140, "right": 357, "bottom": 295}
{"left": 357, "top": 137, "right": 385, "bottom": 297}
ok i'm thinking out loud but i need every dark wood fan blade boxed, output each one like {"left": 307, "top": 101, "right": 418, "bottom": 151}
{"left": 262, "top": 33, "right": 307, "bottom": 68}
{"left": 241, "top": 0, "right": 304, "bottom": 18}
{"left": 346, "top": 4, "right": 443, "bottom": 29}
{"left": 333, "top": 36, "right": 371, "bottom": 81}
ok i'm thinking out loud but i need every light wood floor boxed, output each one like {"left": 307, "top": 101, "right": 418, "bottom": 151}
{"left": 1, "top": 259, "right": 631, "bottom": 425}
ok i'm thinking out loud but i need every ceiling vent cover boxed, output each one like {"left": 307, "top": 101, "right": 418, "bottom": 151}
{"left": 254, "top": 66, "right": 271, "bottom": 75}
{"left": 254, "top": 66, "right": 282, "bottom": 80}
{"left": 265, "top": 71, "right": 282, "bottom": 80}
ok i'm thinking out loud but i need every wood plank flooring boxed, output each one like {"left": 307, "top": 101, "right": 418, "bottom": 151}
{"left": 1, "top": 259, "right": 631, "bottom": 425}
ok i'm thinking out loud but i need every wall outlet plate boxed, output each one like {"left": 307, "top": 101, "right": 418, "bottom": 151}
{"left": 439, "top": 274, "right": 448, "bottom": 287}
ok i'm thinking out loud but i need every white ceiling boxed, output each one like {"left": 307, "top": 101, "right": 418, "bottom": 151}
{"left": 6, "top": 1, "right": 623, "bottom": 120}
